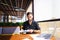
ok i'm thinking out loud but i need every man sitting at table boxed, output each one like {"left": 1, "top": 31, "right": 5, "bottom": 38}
{"left": 23, "top": 12, "right": 40, "bottom": 34}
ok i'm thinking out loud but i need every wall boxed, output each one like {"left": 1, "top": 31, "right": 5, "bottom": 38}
{"left": 26, "top": 2, "right": 32, "bottom": 13}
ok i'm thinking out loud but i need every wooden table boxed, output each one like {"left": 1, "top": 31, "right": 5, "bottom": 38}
{"left": 0, "top": 34, "right": 56, "bottom": 40}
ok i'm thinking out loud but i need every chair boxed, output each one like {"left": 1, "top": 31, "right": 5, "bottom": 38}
{"left": 2, "top": 27, "right": 20, "bottom": 34}
{"left": 0, "top": 27, "right": 2, "bottom": 34}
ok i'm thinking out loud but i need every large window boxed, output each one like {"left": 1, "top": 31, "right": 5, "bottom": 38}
{"left": 9, "top": 14, "right": 26, "bottom": 23}
{"left": 34, "top": 0, "right": 60, "bottom": 21}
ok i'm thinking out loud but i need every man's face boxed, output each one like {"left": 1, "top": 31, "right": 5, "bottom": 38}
{"left": 27, "top": 14, "right": 33, "bottom": 21}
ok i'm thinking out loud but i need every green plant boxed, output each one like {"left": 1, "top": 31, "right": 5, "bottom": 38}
{"left": 0, "top": 22, "right": 24, "bottom": 26}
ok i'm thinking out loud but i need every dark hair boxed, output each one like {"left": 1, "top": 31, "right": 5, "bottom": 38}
{"left": 27, "top": 12, "right": 33, "bottom": 16}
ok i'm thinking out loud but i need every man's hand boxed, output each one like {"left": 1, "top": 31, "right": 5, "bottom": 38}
{"left": 27, "top": 29, "right": 40, "bottom": 34}
{"left": 33, "top": 30, "right": 40, "bottom": 34}
{"left": 28, "top": 29, "right": 34, "bottom": 33}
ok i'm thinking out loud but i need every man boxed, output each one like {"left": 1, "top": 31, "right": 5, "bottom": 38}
{"left": 23, "top": 12, "right": 40, "bottom": 33}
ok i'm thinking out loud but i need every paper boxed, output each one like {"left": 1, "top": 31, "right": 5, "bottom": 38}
{"left": 23, "top": 38, "right": 30, "bottom": 40}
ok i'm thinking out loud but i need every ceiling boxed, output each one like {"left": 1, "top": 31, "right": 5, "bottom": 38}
{"left": 0, "top": 0, "right": 32, "bottom": 18}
